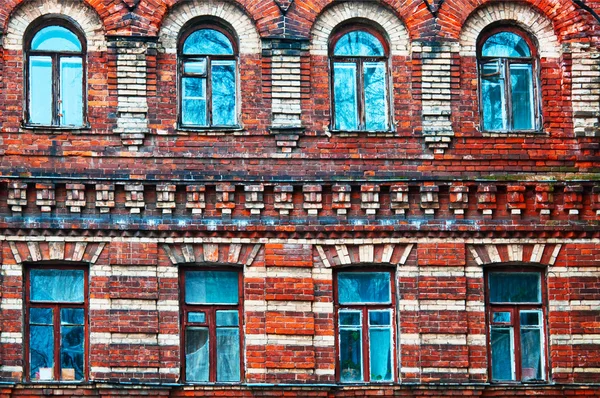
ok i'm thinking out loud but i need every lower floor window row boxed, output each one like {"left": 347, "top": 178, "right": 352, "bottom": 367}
{"left": 23, "top": 267, "right": 547, "bottom": 384}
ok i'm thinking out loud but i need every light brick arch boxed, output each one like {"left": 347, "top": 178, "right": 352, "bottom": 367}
{"left": 459, "top": 2, "right": 560, "bottom": 58}
{"left": 3, "top": 0, "right": 106, "bottom": 51}
{"left": 310, "top": 1, "right": 410, "bottom": 57}
{"left": 162, "top": 243, "right": 262, "bottom": 266}
{"left": 8, "top": 240, "right": 107, "bottom": 265}
{"left": 315, "top": 244, "right": 413, "bottom": 268}
{"left": 158, "top": 0, "right": 261, "bottom": 55}
{"left": 467, "top": 244, "right": 562, "bottom": 266}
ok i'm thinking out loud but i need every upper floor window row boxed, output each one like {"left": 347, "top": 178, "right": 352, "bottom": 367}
{"left": 22, "top": 19, "right": 542, "bottom": 136}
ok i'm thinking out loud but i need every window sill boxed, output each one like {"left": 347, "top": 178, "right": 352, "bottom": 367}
{"left": 331, "top": 129, "right": 396, "bottom": 137}
{"left": 21, "top": 123, "right": 91, "bottom": 132}
{"left": 175, "top": 126, "right": 245, "bottom": 135}
{"left": 480, "top": 129, "right": 547, "bottom": 137}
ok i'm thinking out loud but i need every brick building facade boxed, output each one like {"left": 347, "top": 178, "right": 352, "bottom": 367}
{"left": 0, "top": 0, "right": 599, "bottom": 396}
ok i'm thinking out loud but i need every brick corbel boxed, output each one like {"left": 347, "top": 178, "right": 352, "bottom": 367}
{"left": 162, "top": 243, "right": 262, "bottom": 266}
{"left": 315, "top": 244, "right": 413, "bottom": 268}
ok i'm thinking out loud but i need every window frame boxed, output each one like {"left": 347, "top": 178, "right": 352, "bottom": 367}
{"left": 328, "top": 24, "right": 392, "bottom": 133}
{"left": 24, "top": 264, "right": 89, "bottom": 383}
{"left": 179, "top": 266, "right": 244, "bottom": 383}
{"left": 485, "top": 267, "right": 549, "bottom": 383}
{"left": 177, "top": 23, "right": 240, "bottom": 130}
{"left": 333, "top": 268, "right": 397, "bottom": 383}
{"left": 477, "top": 26, "right": 542, "bottom": 134}
{"left": 23, "top": 18, "right": 88, "bottom": 129}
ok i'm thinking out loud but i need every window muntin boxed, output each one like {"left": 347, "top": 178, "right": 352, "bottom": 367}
{"left": 26, "top": 267, "right": 87, "bottom": 382}
{"left": 330, "top": 27, "right": 390, "bottom": 132}
{"left": 25, "top": 23, "right": 85, "bottom": 127}
{"left": 478, "top": 30, "right": 538, "bottom": 132}
{"left": 487, "top": 270, "right": 546, "bottom": 383}
{"left": 182, "top": 269, "right": 242, "bottom": 383}
{"left": 336, "top": 271, "right": 395, "bottom": 383}
{"left": 179, "top": 26, "right": 238, "bottom": 129}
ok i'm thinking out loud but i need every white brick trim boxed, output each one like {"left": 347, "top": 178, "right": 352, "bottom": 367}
{"left": 459, "top": 2, "right": 560, "bottom": 58}
{"left": 3, "top": 0, "right": 106, "bottom": 51}
{"left": 310, "top": 2, "right": 409, "bottom": 56}
{"left": 158, "top": 0, "right": 261, "bottom": 55}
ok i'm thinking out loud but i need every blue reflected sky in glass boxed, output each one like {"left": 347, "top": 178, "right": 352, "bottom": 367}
{"left": 183, "top": 29, "right": 234, "bottom": 55}
{"left": 60, "top": 57, "right": 84, "bottom": 126}
{"left": 334, "top": 31, "right": 384, "bottom": 57}
{"left": 482, "top": 32, "right": 531, "bottom": 58}
{"left": 30, "top": 269, "right": 84, "bottom": 302}
{"left": 32, "top": 26, "right": 82, "bottom": 52}
{"left": 29, "top": 56, "right": 53, "bottom": 125}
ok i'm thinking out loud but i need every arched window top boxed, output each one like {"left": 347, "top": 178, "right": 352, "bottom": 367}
{"left": 481, "top": 31, "right": 531, "bottom": 58}
{"left": 182, "top": 28, "right": 235, "bottom": 55}
{"left": 333, "top": 30, "right": 385, "bottom": 57}
{"left": 30, "top": 25, "right": 82, "bottom": 52}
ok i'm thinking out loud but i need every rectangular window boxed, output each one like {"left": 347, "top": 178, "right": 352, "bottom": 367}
{"left": 487, "top": 270, "right": 546, "bottom": 382}
{"left": 336, "top": 271, "right": 395, "bottom": 383}
{"left": 182, "top": 269, "right": 242, "bottom": 383}
{"left": 26, "top": 267, "right": 87, "bottom": 382}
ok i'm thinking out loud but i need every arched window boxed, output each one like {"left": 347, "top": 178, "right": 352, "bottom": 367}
{"left": 179, "top": 25, "right": 238, "bottom": 128}
{"left": 25, "top": 21, "right": 86, "bottom": 127}
{"left": 478, "top": 29, "right": 540, "bottom": 132}
{"left": 330, "top": 27, "right": 390, "bottom": 132}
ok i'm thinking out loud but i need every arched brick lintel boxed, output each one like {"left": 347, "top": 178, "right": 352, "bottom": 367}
{"left": 458, "top": 2, "right": 561, "bottom": 58}
{"left": 8, "top": 240, "right": 107, "bottom": 265}
{"left": 315, "top": 244, "right": 413, "bottom": 268}
{"left": 310, "top": 1, "right": 410, "bottom": 57}
{"left": 2, "top": 0, "right": 107, "bottom": 51}
{"left": 158, "top": 0, "right": 261, "bottom": 55}
{"left": 467, "top": 244, "right": 562, "bottom": 267}
{"left": 162, "top": 243, "right": 262, "bottom": 266}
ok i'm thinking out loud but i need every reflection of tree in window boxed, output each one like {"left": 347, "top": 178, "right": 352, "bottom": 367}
{"left": 331, "top": 28, "right": 390, "bottom": 131}
{"left": 479, "top": 30, "right": 537, "bottom": 132}
{"left": 180, "top": 27, "right": 237, "bottom": 128}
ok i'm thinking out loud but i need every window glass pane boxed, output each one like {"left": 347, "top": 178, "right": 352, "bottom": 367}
{"left": 520, "top": 328, "right": 543, "bottom": 381}
{"left": 492, "top": 312, "right": 511, "bottom": 323}
{"left": 61, "top": 308, "right": 84, "bottom": 325}
{"left": 29, "top": 56, "right": 53, "bottom": 125}
{"left": 30, "top": 325, "right": 54, "bottom": 380}
{"left": 183, "top": 29, "right": 234, "bottom": 55}
{"left": 369, "top": 310, "right": 391, "bottom": 326}
{"left": 185, "top": 271, "right": 238, "bottom": 304}
{"left": 340, "top": 328, "right": 363, "bottom": 382}
{"left": 338, "top": 272, "right": 391, "bottom": 304}
{"left": 481, "top": 62, "right": 506, "bottom": 131}
{"left": 216, "top": 310, "right": 239, "bottom": 327}
{"left": 31, "top": 26, "right": 82, "bottom": 52}
{"left": 490, "top": 327, "right": 515, "bottom": 381}
{"left": 188, "top": 312, "right": 206, "bottom": 323}
{"left": 211, "top": 60, "right": 237, "bottom": 126}
{"left": 489, "top": 272, "right": 541, "bottom": 303}
{"left": 60, "top": 57, "right": 84, "bottom": 126}
{"left": 182, "top": 77, "right": 207, "bottom": 126}
{"left": 216, "top": 327, "right": 240, "bottom": 382}
{"left": 364, "top": 62, "right": 387, "bottom": 131}
{"left": 185, "top": 327, "right": 209, "bottom": 382}
{"left": 482, "top": 32, "right": 531, "bottom": 58}
{"left": 369, "top": 327, "right": 392, "bottom": 381}
{"left": 30, "top": 308, "right": 53, "bottom": 325}
{"left": 520, "top": 310, "right": 541, "bottom": 326}
{"left": 333, "top": 62, "right": 359, "bottom": 131}
{"left": 184, "top": 59, "right": 207, "bottom": 75}
{"left": 334, "top": 31, "right": 385, "bottom": 57}
{"left": 60, "top": 325, "right": 84, "bottom": 381}
{"left": 30, "top": 269, "right": 84, "bottom": 302}
{"left": 510, "top": 63, "right": 535, "bottom": 130}
{"left": 339, "top": 310, "right": 361, "bottom": 326}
